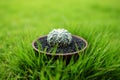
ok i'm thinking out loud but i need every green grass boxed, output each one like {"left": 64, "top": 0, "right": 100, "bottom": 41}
{"left": 0, "top": 0, "right": 120, "bottom": 80}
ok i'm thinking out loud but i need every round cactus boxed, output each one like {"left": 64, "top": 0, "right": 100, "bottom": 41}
{"left": 47, "top": 29, "right": 72, "bottom": 47}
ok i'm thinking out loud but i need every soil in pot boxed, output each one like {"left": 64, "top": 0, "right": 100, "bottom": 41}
{"left": 34, "top": 36, "right": 86, "bottom": 54}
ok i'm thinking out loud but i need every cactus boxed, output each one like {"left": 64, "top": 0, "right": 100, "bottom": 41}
{"left": 47, "top": 29, "right": 72, "bottom": 47}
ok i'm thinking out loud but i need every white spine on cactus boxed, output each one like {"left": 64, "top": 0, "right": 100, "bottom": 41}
{"left": 47, "top": 29, "right": 72, "bottom": 46}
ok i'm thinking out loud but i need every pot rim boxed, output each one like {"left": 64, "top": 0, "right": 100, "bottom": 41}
{"left": 32, "top": 35, "right": 88, "bottom": 56}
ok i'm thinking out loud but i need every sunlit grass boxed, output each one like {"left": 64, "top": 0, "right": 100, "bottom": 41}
{"left": 0, "top": 0, "right": 120, "bottom": 80}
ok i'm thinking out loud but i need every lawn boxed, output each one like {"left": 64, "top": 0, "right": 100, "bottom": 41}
{"left": 0, "top": 0, "right": 120, "bottom": 80}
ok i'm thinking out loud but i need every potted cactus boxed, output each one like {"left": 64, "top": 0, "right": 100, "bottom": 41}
{"left": 32, "top": 28, "right": 88, "bottom": 57}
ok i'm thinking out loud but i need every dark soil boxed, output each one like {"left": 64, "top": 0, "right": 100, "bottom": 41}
{"left": 34, "top": 36, "right": 86, "bottom": 54}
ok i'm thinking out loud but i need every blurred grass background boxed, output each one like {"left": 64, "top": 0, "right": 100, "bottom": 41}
{"left": 0, "top": 0, "right": 120, "bottom": 31}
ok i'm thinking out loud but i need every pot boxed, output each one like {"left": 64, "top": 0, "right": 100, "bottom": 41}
{"left": 32, "top": 35, "right": 88, "bottom": 63}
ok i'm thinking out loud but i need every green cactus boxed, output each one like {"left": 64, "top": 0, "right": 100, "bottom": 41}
{"left": 47, "top": 29, "right": 72, "bottom": 47}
